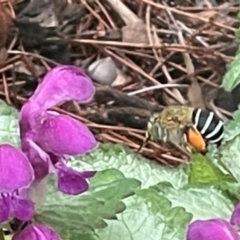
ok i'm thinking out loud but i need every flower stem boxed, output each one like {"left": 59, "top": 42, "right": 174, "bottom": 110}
{"left": 0, "top": 229, "right": 5, "bottom": 240}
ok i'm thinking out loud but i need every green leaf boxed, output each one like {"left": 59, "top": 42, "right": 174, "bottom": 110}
{"left": 219, "top": 135, "right": 240, "bottom": 182}
{"left": 214, "top": 107, "right": 240, "bottom": 186}
{"left": 35, "top": 169, "right": 141, "bottom": 238}
{"left": 0, "top": 100, "right": 19, "bottom": 145}
{"left": 218, "top": 181, "right": 240, "bottom": 201}
{"left": 188, "top": 153, "right": 234, "bottom": 184}
{"left": 224, "top": 107, "right": 240, "bottom": 142}
{"left": 96, "top": 189, "right": 192, "bottom": 240}
{"left": 222, "top": 47, "right": 240, "bottom": 91}
{"left": 189, "top": 151, "right": 239, "bottom": 201}
{"left": 70, "top": 143, "right": 188, "bottom": 189}
{"left": 152, "top": 183, "right": 233, "bottom": 221}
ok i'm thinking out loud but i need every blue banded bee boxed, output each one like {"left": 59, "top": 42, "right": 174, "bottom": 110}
{"left": 138, "top": 105, "right": 224, "bottom": 153}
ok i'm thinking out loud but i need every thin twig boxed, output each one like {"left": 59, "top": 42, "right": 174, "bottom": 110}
{"left": 7, "top": 50, "right": 60, "bottom": 66}
{"left": 95, "top": 0, "right": 117, "bottom": 29}
{"left": 127, "top": 84, "right": 188, "bottom": 96}
{"left": 142, "top": 0, "right": 236, "bottom": 32}
{"left": 104, "top": 48, "right": 185, "bottom": 104}
{"left": 82, "top": 0, "right": 110, "bottom": 29}
{"left": 104, "top": 0, "right": 141, "bottom": 24}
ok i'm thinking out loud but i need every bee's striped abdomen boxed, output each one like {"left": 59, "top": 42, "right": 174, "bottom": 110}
{"left": 192, "top": 108, "right": 224, "bottom": 145}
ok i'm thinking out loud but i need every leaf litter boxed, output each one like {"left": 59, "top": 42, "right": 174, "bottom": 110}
{"left": 0, "top": 0, "right": 239, "bottom": 165}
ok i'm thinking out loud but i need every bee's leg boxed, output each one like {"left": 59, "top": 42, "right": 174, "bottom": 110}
{"left": 137, "top": 133, "right": 150, "bottom": 152}
{"left": 162, "top": 128, "right": 168, "bottom": 143}
{"left": 183, "top": 133, "right": 193, "bottom": 153}
{"left": 170, "top": 140, "right": 191, "bottom": 157}
{"left": 185, "top": 142, "right": 194, "bottom": 154}
{"left": 168, "top": 132, "right": 191, "bottom": 156}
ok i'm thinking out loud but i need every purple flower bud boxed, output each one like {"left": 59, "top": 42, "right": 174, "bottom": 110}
{"left": 30, "top": 65, "right": 95, "bottom": 110}
{"left": 231, "top": 202, "right": 240, "bottom": 228}
{"left": 33, "top": 112, "right": 97, "bottom": 155}
{"left": 186, "top": 219, "right": 240, "bottom": 240}
{"left": 13, "top": 223, "right": 62, "bottom": 240}
{"left": 0, "top": 144, "right": 34, "bottom": 223}
{"left": 55, "top": 160, "right": 95, "bottom": 195}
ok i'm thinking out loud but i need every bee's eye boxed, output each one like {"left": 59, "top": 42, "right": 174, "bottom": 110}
{"left": 185, "top": 127, "right": 206, "bottom": 152}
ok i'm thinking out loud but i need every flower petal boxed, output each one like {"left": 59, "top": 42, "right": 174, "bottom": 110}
{"left": 231, "top": 202, "right": 240, "bottom": 228}
{"left": 30, "top": 65, "right": 95, "bottom": 110}
{"left": 34, "top": 113, "right": 98, "bottom": 155}
{"left": 55, "top": 162, "right": 93, "bottom": 195}
{"left": 80, "top": 171, "right": 96, "bottom": 178}
{"left": 0, "top": 144, "right": 34, "bottom": 191}
{"left": 19, "top": 102, "right": 41, "bottom": 136}
{"left": 24, "top": 139, "right": 52, "bottom": 180}
{"left": 186, "top": 219, "right": 240, "bottom": 240}
{"left": 11, "top": 195, "right": 34, "bottom": 221}
{"left": 13, "top": 223, "right": 61, "bottom": 240}
{"left": 0, "top": 195, "right": 10, "bottom": 223}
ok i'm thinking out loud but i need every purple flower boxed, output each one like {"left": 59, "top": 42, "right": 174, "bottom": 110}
{"left": 0, "top": 144, "right": 34, "bottom": 223}
{"left": 231, "top": 202, "right": 240, "bottom": 228}
{"left": 19, "top": 65, "right": 98, "bottom": 195}
{"left": 186, "top": 219, "right": 240, "bottom": 240}
{"left": 29, "top": 65, "right": 95, "bottom": 109}
{"left": 55, "top": 161, "right": 95, "bottom": 194}
{"left": 33, "top": 111, "right": 97, "bottom": 156}
{"left": 13, "top": 223, "right": 62, "bottom": 240}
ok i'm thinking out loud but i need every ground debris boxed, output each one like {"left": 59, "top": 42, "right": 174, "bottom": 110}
{"left": 0, "top": 0, "right": 239, "bottom": 165}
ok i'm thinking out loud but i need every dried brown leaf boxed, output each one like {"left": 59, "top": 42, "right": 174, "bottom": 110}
{"left": 0, "top": 4, "right": 12, "bottom": 45}
{"left": 122, "top": 22, "right": 149, "bottom": 44}
{"left": 187, "top": 79, "right": 205, "bottom": 109}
